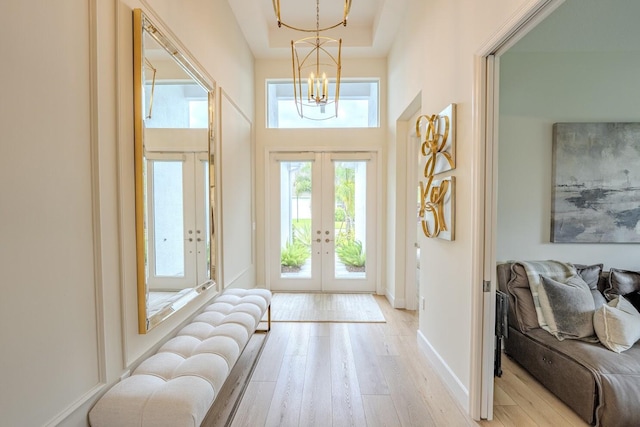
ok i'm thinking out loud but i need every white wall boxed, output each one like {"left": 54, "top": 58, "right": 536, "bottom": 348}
{"left": 497, "top": 51, "right": 640, "bottom": 270}
{"left": 0, "top": 2, "right": 108, "bottom": 426}
{"left": 220, "top": 91, "right": 255, "bottom": 289}
{"left": 0, "top": 0, "right": 255, "bottom": 425}
{"left": 386, "top": 0, "right": 534, "bottom": 410}
{"left": 254, "top": 58, "right": 388, "bottom": 292}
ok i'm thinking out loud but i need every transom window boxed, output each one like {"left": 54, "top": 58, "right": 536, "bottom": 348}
{"left": 144, "top": 82, "right": 208, "bottom": 129}
{"left": 267, "top": 79, "right": 379, "bottom": 129}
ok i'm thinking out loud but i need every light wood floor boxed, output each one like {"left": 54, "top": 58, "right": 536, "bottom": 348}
{"left": 231, "top": 295, "right": 588, "bottom": 427}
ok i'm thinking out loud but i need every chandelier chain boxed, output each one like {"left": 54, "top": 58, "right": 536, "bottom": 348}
{"left": 316, "top": 0, "right": 320, "bottom": 45}
{"left": 285, "top": 0, "right": 343, "bottom": 119}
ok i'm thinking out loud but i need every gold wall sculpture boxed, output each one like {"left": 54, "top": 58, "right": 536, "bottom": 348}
{"left": 417, "top": 104, "right": 456, "bottom": 240}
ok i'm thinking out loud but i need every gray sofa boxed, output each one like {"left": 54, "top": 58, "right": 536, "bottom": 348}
{"left": 497, "top": 262, "right": 640, "bottom": 427}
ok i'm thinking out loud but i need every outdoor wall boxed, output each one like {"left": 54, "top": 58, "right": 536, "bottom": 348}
{"left": 254, "top": 58, "right": 388, "bottom": 293}
{"left": 497, "top": 50, "right": 640, "bottom": 270}
{"left": 0, "top": 0, "right": 255, "bottom": 426}
{"left": 386, "top": 0, "right": 535, "bottom": 411}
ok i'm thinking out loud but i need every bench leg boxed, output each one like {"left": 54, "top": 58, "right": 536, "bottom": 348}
{"left": 257, "top": 304, "right": 271, "bottom": 333}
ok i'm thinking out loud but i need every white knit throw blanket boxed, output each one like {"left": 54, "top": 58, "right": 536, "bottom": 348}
{"left": 518, "top": 260, "right": 576, "bottom": 332}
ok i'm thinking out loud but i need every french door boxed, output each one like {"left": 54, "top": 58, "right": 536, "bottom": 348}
{"left": 269, "top": 151, "right": 377, "bottom": 292}
{"left": 145, "top": 152, "right": 209, "bottom": 290}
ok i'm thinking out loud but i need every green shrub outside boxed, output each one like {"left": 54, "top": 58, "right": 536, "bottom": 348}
{"left": 293, "top": 221, "right": 311, "bottom": 248}
{"left": 281, "top": 240, "right": 309, "bottom": 268}
{"left": 336, "top": 239, "right": 365, "bottom": 267}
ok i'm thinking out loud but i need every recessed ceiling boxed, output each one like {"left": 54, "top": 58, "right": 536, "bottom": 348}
{"left": 227, "top": 0, "right": 407, "bottom": 59}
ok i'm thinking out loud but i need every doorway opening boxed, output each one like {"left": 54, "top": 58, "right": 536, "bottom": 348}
{"left": 472, "top": 0, "right": 566, "bottom": 421}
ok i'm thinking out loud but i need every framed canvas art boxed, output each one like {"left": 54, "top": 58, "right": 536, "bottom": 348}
{"left": 551, "top": 122, "right": 640, "bottom": 243}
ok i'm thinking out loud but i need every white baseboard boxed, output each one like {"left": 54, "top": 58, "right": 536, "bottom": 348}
{"left": 384, "top": 291, "right": 405, "bottom": 308}
{"left": 385, "top": 290, "right": 395, "bottom": 306}
{"left": 417, "top": 330, "right": 469, "bottom": 414}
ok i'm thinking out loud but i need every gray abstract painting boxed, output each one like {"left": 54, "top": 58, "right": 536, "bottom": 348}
{"left": 551, "top": 122, "right": 640, "bottom": 243}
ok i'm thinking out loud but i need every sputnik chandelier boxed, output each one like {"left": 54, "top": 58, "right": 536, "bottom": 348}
{"left": 272, "top": 0, "right": 351, "bottom": 120}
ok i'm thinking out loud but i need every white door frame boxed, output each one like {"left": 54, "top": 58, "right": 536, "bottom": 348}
{"left": 469, "top": 0, "right": 565, "bottom": 419}
{"left": 404, "top": 108, "right": 423, "bottom": 311}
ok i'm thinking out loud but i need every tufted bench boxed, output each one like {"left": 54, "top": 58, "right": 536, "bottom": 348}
{"left": 89, "top": 288, "right": 271, "bottom": 427}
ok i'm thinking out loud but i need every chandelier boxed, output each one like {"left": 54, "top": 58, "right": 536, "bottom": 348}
{"left": 272, "top": 0, "right": 351, "bottom": 32}
{"left": 274, "top": 0, "right": 349, "bottom": 120}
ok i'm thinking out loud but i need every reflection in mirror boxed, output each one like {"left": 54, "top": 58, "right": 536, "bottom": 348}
{"left": 134, "top": 9, "right": 216, "bottom": 333}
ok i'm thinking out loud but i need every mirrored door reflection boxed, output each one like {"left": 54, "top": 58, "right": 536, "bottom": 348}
{"left": 145, "top": 154, "right": 209, "bottom": 319}
{"left": 150, "top": 159, "right": 186, "bottom": 280}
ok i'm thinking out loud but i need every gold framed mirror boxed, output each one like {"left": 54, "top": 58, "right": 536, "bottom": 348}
{"left": 133, "top": 9, "right": 217, "bottom": 333}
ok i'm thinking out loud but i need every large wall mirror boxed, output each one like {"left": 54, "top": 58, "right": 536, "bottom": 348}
{"left": 133, "top": 9, "right": 217, "bottom": 333}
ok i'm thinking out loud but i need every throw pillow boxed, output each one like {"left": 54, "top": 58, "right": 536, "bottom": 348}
{"left": 539, "top": 275, "right": 597, "bottom": 341}
{"left": 606, "top": 269, "right": 640, "bottom": 313}
{"left": 593, "top": 296, "right": 640, "bottom": 353}
{"left": 575, "top": 263, "right": 607, "bottom": 309}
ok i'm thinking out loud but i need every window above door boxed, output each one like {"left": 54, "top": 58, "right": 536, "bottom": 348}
{"left": 266, "top": 79, "right": 379, "bottom": 129}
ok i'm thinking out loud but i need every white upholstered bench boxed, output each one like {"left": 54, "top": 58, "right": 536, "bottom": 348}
{"left": 89, "top": 288, "right": 271, "bottom": 427}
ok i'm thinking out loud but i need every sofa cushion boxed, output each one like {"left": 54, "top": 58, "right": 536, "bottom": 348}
{"left": 594, "top": 296, "right": 640, "bottom": 353}
{"left": 575, "top": 263, "right": 607, "bottom": 308}
{"left": 539, "top": 275, "right": 597, "bottom": 341}
{"left": 606, "top": 269, "right": 640, "bottom": 312}
{"left": 507, "top": 263, "right": 540, "bottom": 332}
{"left": 520, "top": 327, "right": 640, "bottom": 426}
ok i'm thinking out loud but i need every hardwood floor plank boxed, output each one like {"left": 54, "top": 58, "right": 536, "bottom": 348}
{"left": 251, "top": 323, "right": 291, "bottom": 382}
{"left": 271, "top": 293, "right": 385, "bottom": 322}
{"left": 229, "top": 381, "right": 277, "bottom": 427}
{"left": 284, "top": 322, "right": 311, "bottom": 356}
{"left": 230, "top": 295, "right": 588, "bottom": 427}
{"left": 492, "top": 405, "right": 538, "bottom": 427}
{"left": 264, "top": 354, "right": 307, "bottom": 427}
{"left": 499, "top": 356, "right": 588, "bottom": 426}
{"left": 492, "top": 383, "right": 516, "bottom": 406}
{"left": 310, "top": 322, "right": 331, "bottom": 337}
{"left": 348, "top": 323, "right": 390, "bottom": 395}
{"left": 378, "top": 355, "right": 437, "bottom": 426}
{"left": 394, "top": 333, "right": 474, "bottom": 427}
{"left": 330, "top": 324, "right": 367, "bottom": 427}
{"left": 362, "top": 395, "right": 402, "bottom": 427}
{"left": 300, "top": 336, "right": 333, "bottom": 426}
{"left": 497, "top": 362, "right": 586, "bottom": 427}
{"left": 368, "top": 323, "right": 402, "bottom": 356}
{"left": 374, "top": 295, "right": 414, "bottom": 321}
